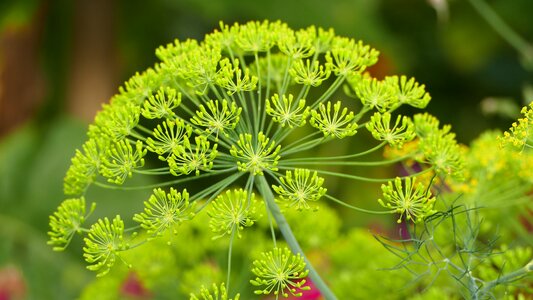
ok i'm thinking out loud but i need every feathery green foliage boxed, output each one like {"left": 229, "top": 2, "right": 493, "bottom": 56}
{"left": 375, "top": 119, "right": 533, "bottom": 299}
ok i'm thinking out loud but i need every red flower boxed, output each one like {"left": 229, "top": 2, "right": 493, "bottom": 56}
{"left": 120, "top": 272, "right": 151, "bottom": 299}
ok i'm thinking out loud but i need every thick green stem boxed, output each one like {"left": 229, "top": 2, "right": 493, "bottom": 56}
{"left": 477, "top": 259, "right": 533, "bottom": 297}
{"left": 255, "top": 175, "right": 338, "bottom": 300}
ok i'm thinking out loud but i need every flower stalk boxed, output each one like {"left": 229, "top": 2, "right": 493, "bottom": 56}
{"left": 256, "top": 175, "right": 337, "bottom": 300}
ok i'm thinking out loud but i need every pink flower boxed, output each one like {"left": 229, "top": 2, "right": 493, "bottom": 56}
{"left": 0, "top": 265, "right": 26, "bottom": 300}
{"left": 120, "top": 272, "right": 151, "bottom": 299}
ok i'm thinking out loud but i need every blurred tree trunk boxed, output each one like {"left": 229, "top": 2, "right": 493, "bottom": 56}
{"left": 0, "top": 4, "right": 46, "bottom": 137}
{"left": 67, "top": 0, "right": 118, "bottom": 122}
{"left": 0, "top": 0, "right": 118, "bottom": 137}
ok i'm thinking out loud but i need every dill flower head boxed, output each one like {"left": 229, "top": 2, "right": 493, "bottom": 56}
{"left": 208, "top": 189, "right": 256, "bottom": 239}
{"left": 47, "top": 197, "right": 95, "bottom": 251}
{"left": 250, "top": 247, "right": 310, "bottom": 298}
{"left": 500, "top": 102, "right": 533, "bottom": 151}
{"left": 190, "top": 283, "right": 240, "bottom": 300}
{"left": 83, "top": 216, "right": 129, "bottom": 277}
{"left": 378, "top": 177, "right": 436, "bottom": 223}
{"left": 48, "top": 20, "right": 463, "bottom": 297}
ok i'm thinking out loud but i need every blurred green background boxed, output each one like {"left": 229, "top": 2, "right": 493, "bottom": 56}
{"left": 0, "top": 0, "right": 532, "bottom": 298}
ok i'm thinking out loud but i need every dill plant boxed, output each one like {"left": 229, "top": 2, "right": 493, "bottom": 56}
{"left": 48, "top": 20, "right": 466, "bottom": 299}
{"left": 375, "top": 105, "right": 533, "bottom": 299}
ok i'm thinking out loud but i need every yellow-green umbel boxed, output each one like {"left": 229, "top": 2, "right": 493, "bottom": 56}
{"left": 48, "top": 20, "right": 463, "bottom": 299}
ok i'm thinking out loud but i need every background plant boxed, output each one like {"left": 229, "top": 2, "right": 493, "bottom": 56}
{"left": 375, "top": 106, "right": 533, "bottom": 299}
